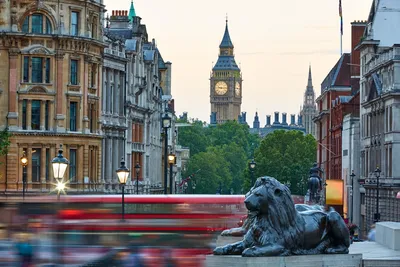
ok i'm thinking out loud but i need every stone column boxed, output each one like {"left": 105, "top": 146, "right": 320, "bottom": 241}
{"left": 115, "top": 72, "right": 120, "bottom": 117}
{"left": 49, "top": 101, "right": 55, "bottom": 131}
{"left": 104, "top": 135, "right": 110, "bottom": 190}
{"left": 26, "top": 100, "right": 32, "bottom": 130}
{"left": 113, "top": 135, "right": 119, "bottom": 185}
{"left": 83, "top": 144, "right": 89, "bottom": 185}
{"left": 40, "top": 146, "right": 46, "bottom": 190}
{"left": 83, "top": 57, "right": 90, "bottom": 133}
{"left": 50, "top": 145, "right": 56, "bottom": 182}
{"left": 27, "top": 147, "right": 32, "bottom": 189}
{"left": 102, "top": 68, "right": 107, "bottom": 114}
{"left": 18, "top": 99, "right": 23, "bottom": 129}
{"left": 55, "top": 52, "right": 65, "bottom": 131}
{"left": 40, "top": 100, "right": 46, "bottom": 130}
{"left": 7, "top": 48, "right": 19, "bottom": 130}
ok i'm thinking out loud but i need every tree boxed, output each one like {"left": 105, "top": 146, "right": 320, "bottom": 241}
{"left": 0, "top": 127, "right": 11, "bottom": 165}
{"left": 177, "top": 120, "right": 210, "bottom": 156}
{"left": 183, "top": 148, "right": 231, "bottom": 194}
{"left": 245, "top": 130, "right": 316, "bottom": 195}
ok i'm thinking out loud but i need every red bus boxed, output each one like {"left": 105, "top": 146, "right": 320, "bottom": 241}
{"left": 18, "top": 194, "right": 247, "bottom": 266}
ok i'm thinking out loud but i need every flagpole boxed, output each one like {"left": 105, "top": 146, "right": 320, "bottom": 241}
{"left": 339, "top": 0, "right": 343, "bottom": 56}
{"left": 340, "top": 31, "right": 343, "bottom": 56}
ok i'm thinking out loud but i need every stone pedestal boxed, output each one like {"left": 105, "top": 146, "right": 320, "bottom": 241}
{"left": 216, "top": 236, "right": 243, "bottom": 247}
{"left": 206, "top": 254, "right": 363, "bottom": 267}
{"left": 376, "top": 222, "right": 400, "bottom": 251}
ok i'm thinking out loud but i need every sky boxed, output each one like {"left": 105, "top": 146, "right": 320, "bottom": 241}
{"left": 104, "top": 0, "right": 372, "bottom": 124}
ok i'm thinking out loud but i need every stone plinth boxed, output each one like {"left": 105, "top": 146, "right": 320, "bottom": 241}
{"left": 216, "top": 236, "right": 243, "bottom": 247}
{"left": 206, "top": 254, "right": 363, "bottom": 267}
{"left": 376, "top": 222, "right": 400, "bottom": 251}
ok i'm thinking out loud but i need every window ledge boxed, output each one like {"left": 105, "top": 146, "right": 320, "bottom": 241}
{"left": 67, "top": 84, "right": 81, "bottom": 92}
{"left": 21, "top": 82, "right": 53, "bottom": 86}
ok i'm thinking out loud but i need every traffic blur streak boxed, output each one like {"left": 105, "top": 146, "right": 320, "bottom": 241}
{"left": 0, "top": 194, "right": 249, "bottom": 266}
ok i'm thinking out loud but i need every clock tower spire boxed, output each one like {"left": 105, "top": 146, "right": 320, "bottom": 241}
{"left": 210, "top": 18, "right": 242, "bottom": 124}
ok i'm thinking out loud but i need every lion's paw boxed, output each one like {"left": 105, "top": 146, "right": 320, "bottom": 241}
{"left": 242, "top": 247, "right": 256, "bottom": 257}
{"left": 213, "top": 246, "right": 227, "bottom": 255}
{"left": 220, "top": 229, "right": 231, "bottom": 236}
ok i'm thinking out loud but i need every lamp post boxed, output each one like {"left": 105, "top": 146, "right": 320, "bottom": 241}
{"left": 350, "top": 170, "right": 356, "bottom": 223}
{"left": 20, "top": 151, "right": 28, "bottom": 200}
{"left": 183, "top": 182, "right": 188, "bottom": 194}
{"left": 192, "top": 181, "right": 196, "bottom": 194}
{"left": 116, "top": 158, "right": 130, "bottom": 221}
{"left": 162, "top": 113, "right": 171, "bottom": 194}
{"left": 51, "top": 145, "right": 69, "bottom": 201}
{"left": 168, "top": 154, "right": 175, "bottom": 194}
{"left": 374, "top": 166, "right": 381, "bottom": 222}
{"left": 134, "top": 162, "right": 140, "bottom": 195}
{"left": 249, "top": 159, "right": 256, "bottom": 186}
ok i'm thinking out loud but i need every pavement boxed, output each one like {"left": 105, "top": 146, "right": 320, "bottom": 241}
{"left": 349, "top": 241, "right": 400, "bottom": 260}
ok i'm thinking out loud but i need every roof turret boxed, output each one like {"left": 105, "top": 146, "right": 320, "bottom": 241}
{"left": 219, "top": 19, "right": 234, "bottom": 48}
{"left": 128, "top": 0, "right": 136, "bottom": 22}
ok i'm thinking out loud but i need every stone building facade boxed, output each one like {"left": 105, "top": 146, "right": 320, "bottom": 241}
{"left": 0, "top": 0, "right": 105, "bottom": 193}
{"left": 357, "top": 0, "right": 400, "bottom": 230}
{"left": 105, "top": 8, "right": 172, "bottom": 192}
{"left": 102, "top": 33, "right": 127, "bottom": 192}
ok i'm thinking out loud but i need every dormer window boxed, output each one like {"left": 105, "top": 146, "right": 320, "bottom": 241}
{"left": 22, "top": 13, "right": 52, "bottom": 34}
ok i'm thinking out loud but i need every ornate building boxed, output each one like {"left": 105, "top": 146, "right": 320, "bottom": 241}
{"left": 300, "top": 66, "right": 317, "bottom": 138}
{"left": 0, "top": 0, "right": 105, "bottom": 192}
{"left": 357, "top": 0, "right": 400, "bottom": 230}
{"left": 105, "top": 7, "right": 172, "bottom": 193}
{"left": 210, "top": 19, "right": 242, "bottom": 124}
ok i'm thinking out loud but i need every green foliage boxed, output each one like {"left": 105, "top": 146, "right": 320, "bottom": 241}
{"left": 178, "top": 117, "right": 260, "bottom": 194}
{"left": 250, "top": 130, "right": 316, "bottom": 195}
{"left": 0, "top": 127, "right": 11, "bottom": 165}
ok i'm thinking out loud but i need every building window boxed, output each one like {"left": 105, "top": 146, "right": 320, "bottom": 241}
{"left": 31, "top": 57, "right": 43, "bottom": 83}
{"left": 45, "top": 58, "right": 50, "bottom": 83}
{"left": 22, "top": 13, "right": 52, "bottom": 34}
{"left": 69, "top": 149, "right": 77, "bottom": 182}
{"left": 24, "top": 57, "right": 50, "bottom": 84}
{"left": 70, "top": 101, "right": 77, "bottom": 131}
{"left": 45, "top": 148, "right": 50, "bottom": 181}
{"left": 88, "top": 102, "right": 96, "bottom": 133}
{"left": 31, "top": 100, "right": 41, "bottom": 130}
{"left": 90, "top": 64, "right": 97, "bottom": 88}
{"left": 71, "top": 12, "right": 79, "bottom": 36}
{"left": 31, "top": 149, "right": 41, "bottom": 183}
{"left": 70, "top": 60, "right": 78, "bottom": 85}
{"left": 22, "top": 100, "right": 27, "bottom": 130}
{"left": 45, "top": 101, "right": 49, "bottom": 130}
{"left": 23, "top": 57, "right": 29, "bottom": 82}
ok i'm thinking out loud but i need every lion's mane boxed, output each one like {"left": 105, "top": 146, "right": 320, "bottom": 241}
{"left": 248, "top": 177, "right": 305, "bottom": 249}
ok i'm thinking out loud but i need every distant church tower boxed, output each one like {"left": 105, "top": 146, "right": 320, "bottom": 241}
{"left": 210, "top": 18, "right": 242, "bottom": 124}
{"left": 300, "top": 65, "right": 317, "bottom": 138}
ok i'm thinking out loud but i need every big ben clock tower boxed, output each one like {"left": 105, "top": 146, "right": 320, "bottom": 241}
{"left": 210, "top": 19, "right": 242, "bottom": 124}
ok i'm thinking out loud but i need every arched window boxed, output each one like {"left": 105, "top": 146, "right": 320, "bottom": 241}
{"left": 22, "top": 13, "right": 52, "bottom": 34}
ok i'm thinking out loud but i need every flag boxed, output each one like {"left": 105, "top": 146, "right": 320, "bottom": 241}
{"left": 339, "top": 0, "right": 343, "bottom": 35}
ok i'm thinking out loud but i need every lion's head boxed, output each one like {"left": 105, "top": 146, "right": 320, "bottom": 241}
{"left": 244, "top": 177, "right": 304, "bottom": 246}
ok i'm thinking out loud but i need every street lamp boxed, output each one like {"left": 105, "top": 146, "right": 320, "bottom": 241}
{"left": 20, "top": 151, "right": 28, "bottom": 200}
{"left": 183, "top": 182, "right": 188, "bottom": 194}
{"left": 116, "top": 158, "right": 130, "bottom": 221}
{"left": 350, "top": 170, "right": 356, "bottom": 223}
{"left": 168, "top": 154, "right": 175, "bottom": 194}
{"left": 192, "top": 181, "right": 196, "bottom": 194}
{"left": 374, "top": 166, "right": 381, "bottom": 222}
{"left": 162, "top": 113, "right": 171, "bottom": 194}
{"left": 134, "top": 162, "right": 140, "bottom": 195}
{"left": 51, "top": 145, "right": 69, "bottom": 201}
{"left": 249, "top": 159, "right": 256, "bottom": 186}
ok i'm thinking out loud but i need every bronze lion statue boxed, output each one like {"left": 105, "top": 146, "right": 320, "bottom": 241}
{"left": 214, "top": 177, "right": 350, "bottom": 257}
{"left": 221, "top": 177, "right": 324, "bottom": 237}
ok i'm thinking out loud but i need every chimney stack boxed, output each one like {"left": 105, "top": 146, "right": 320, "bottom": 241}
{"left": 109, "top": 10, "right": 130, "bottom": 29}
{"left": 282, "top": 112, "right": 288, "bottom": 126}
{"left": 273, "top": 112, "right": 280, "bottom": 125}
{"left": 290, "top": 114, "right": 296, "bottom": 125}
{"left": 266, "top": 115, "right": 271, "bottom": 126}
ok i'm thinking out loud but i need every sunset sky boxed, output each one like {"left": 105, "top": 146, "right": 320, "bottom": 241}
{"left": 104, "top": 0, "right": 372, "bottom": 124}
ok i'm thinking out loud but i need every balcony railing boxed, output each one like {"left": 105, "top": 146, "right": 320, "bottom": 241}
{"left": 132, "top": 142, "right": 145, "bottom": 153}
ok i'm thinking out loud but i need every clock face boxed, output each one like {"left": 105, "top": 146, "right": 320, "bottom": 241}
{"left": 215, "top": 81, "right": 228, "bottom": 95}
{"left": 235, "top": 82, "right": 241, "bottom": 97}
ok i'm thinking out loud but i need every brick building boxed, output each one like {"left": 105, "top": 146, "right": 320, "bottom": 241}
{"left": 0, "top": 0, "right": 105, "bottom": 193}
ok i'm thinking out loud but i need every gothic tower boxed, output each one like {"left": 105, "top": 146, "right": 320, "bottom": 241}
{"left": 300, "top": 65, "right": 317, "bottom": 138}
{"left": 210, "top": 19, "right": 242, "bottom": 124}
